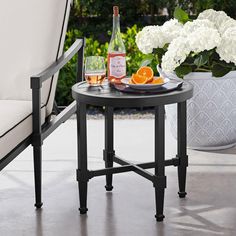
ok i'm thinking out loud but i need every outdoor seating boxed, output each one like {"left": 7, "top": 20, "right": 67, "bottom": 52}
{"left": 0, "top": 0, "right": 84, "bottom": 208}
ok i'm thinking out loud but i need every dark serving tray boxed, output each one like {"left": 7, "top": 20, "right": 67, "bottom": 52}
{"left": 113, "top": 80, "right": 183, "bottom": 94}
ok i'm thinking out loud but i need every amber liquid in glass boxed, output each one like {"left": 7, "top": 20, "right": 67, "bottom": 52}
{"left": 85, "top": 72, "right": 106, "bottom": 86}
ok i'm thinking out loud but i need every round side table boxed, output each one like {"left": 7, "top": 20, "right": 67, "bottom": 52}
{"left": 72, "top": 81, "right": 193, "bottom": 221}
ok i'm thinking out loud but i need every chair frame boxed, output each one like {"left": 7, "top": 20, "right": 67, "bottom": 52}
{"left": 0, "top": 38, "right": 85, "bottom": 208}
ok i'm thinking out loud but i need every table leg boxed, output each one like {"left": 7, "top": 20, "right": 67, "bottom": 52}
{"left": 103, "top": 106, "right": 115, "bottom": 191}
{"left": 76, "top": 102, "right": 89, "bottom": 214}
{"left": 177, "top": 102, "right": 188, "bottom": 198}
{"left": 154, "top": 105, "right": 166, "bottom": 221}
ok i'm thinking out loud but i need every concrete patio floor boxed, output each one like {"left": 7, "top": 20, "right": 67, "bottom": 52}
{"left": 0, "top": 116, "right": 236, "bottom": 236}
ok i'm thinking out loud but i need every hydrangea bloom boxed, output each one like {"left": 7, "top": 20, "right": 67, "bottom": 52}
{"left": 162, "top": 27, "right": 221, "bottom": 72}
{"left": 197, "top": 9, "right": 230, "bottom": 29}
{"left": 188, "top": 27, "right": 221, "bottom": 53}
{"left": 161, "top": 37, "right": 191, "bottom": 72}
{"left": 135, "top": 19, "right": 183, "bottom": 54}
{"left": 182, "top": 19, "right": 215, "bottom": 35}
{"left": 136, "top": 9, "right": 236, "bottom": 74}
{"left": 160, "top": 19, "right": 183, "bottom": 43}
{"left": 217, "top": 27, "right": 236, "bottom": 64}
{"left": 135, "top": 26, "right": 165, "bottom": 54}
{"left": 219, "top": 18, "right": 236, "bottom": 35}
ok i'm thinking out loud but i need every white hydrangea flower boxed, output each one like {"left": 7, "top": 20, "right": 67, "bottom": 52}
{"left": 188, "top": 27, "right": 221, "bottom": 53}
{"left": 216, "top": 26, "right": 236, "bottom": 64}
{"left": 135, "top": 19, "right": 183, "bottom": 54}
{"left": 198, "top": 9, "right": 230, "bottom": 29}
{"left": 182, "top": 19, "right": 216, "bottom": 35}
{"left": 136, "top": 9, "right": 236, "bottom": 73}
{"left": 135, "top": 26, "right": 166, "bottom": 54}
{"left": 161, "top": 37, "right": 191, "bottom": 72}
{"left": 160, "top": 19, "right": 183, "bottom": 43}
{"left": 219, "top": 18, "right": 236, "bottom": 35}
{"left": 162, "top": 27, "right": 221, "bottom": 73}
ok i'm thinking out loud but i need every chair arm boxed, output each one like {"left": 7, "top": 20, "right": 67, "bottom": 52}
{"left": 30, "top": 38, "right": 84, "bottom": 89}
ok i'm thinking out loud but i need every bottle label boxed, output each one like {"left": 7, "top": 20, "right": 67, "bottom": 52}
{"left": 108, "top": 53, "right": 126, "bottom": 80}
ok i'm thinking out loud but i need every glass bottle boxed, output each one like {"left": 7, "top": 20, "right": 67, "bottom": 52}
{"left": 107, "top": 6, "right": 126, "bottom": 84}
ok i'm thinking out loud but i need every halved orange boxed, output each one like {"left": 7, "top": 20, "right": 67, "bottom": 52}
{"left": 131, "top": 73, "right": 148, "bottom": 84}
{"left": 150, "top": 77, "right": 164, "bottom": 84}
{"left": 128, "top": 78, "right": 134, "bottom": 84}
{"left": 137, "top": 66, "right": 154, "bottom": 82}
{"left": 147, "top": 77, "right": 153, "bottom": 83}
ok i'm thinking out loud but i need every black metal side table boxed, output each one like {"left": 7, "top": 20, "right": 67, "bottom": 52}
{"left": 72, "top": 81, "right": 193, "bottom": 221}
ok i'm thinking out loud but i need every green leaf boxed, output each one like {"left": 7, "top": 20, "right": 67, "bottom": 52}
{"left": 140, "top": 54, "right": 154, "bottom": 67}
{"left": 184, "top": 56, "right": 195, "bottom": 65}
{"left": 153, "top": 48, "right": 166, "bottom": 65}
{"left": 194, "top": 51, "right": 210, "bottom": 67}
{"left": 153, "top": 48, "right": 166, "bottom": 55}
{"left": 212, "top": 63, "right": 232, "bottom": 77}
{"left": 174, "top": 7, "right": 189, "bottom": 24}
{"left": 175, "top": 65, "right": 192, "bottom": 78}
{"left": 215, "top": 59, "right": 235, "bottom": 69}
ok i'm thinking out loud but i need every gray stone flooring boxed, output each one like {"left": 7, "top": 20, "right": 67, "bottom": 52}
{"left": 0, "top": 118, "right": 236, "bottom": 236}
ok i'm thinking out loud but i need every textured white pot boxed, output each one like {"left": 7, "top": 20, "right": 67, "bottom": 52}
{"left": 165, "top": 71, "right": 236, "bottom": 150}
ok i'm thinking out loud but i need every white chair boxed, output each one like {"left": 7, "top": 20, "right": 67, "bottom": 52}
{"left": 0, "top": 0, "right": 84, "bottom": 208}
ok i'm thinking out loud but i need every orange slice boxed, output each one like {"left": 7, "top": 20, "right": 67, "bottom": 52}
{"left": 131, "top": 73, "right": 148, "bottom": 84}
{"left": 150, "top": 77, "right": 164, "bottom": 84}
{"left": 128, "top": 78, "right": 135, "bottom": 84}
{"left": 137, "top": 66, "right": 154, "bottom": 82}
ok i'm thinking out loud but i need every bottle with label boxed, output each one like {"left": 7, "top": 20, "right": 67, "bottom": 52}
{"left": 107, "top": 6, "right": 126, "bottom": 84}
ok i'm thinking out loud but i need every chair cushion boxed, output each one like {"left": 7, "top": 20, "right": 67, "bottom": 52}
{"left": 0, "top": 100, "right": 46, "bottom": 159}
{"left": 0, "top": 0, "right": 72, "bottom": 116}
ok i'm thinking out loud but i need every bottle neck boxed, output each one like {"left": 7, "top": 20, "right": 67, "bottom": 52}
{"left": 112, "top": 15, "right": 121, "bottom": 35}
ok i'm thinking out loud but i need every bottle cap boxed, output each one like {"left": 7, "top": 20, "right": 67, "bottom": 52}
{"left": 113, "top": 6, "right": 119, "bottom": 16}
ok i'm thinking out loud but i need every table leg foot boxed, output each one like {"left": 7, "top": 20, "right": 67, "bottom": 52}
{"left": 105, "top": 185, "right": 113, "bottom": 191}
{"left": 155, "top": 188, "right": 165, "bottom": 222}
{"left": 178, "top": 162, "right": 187, "bottom": 198}
{"left": 34, "top": 202, "right": 43, "bottom": 209}
{"left": 103, "top": 150, "right": 115, "bottom": 192}
{"left": 178, "top": 191, "right": 187, "bottom": 198}
{"left": 79, "top": 207, "right": 88, "bottom": 214}
{"left": 104, "top": 167, "right": 113, "bottom": 191}
{"left": 155, "top": 214, "right": 165, "bottom": 222}
{"left": 78, "top": 181, "right": 88, "bottom": 214}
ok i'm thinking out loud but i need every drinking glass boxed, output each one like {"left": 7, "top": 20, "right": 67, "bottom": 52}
{"left": 84, "top": 56, "right": 106, "bottom": 86}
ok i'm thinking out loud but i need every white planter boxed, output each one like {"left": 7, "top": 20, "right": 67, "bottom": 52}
{"left": 166, "top": 71, "right": 236, "bottom": 150}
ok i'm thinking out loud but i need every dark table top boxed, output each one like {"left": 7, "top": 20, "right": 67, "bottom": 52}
{"left": 72, "top": 81, "right": 193, "bottom": 107}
